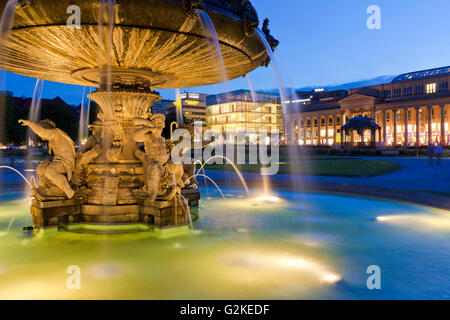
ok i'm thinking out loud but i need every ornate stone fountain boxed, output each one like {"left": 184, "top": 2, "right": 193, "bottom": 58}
{"left": 0, "top": 0, "right": 277, "bottom": 231}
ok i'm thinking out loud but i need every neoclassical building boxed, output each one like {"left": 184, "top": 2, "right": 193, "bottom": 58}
{"left": 290, "top": 66, "right": 450, "bottom": 147}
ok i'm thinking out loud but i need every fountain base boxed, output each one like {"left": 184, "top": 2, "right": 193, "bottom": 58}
{"left": 29, "top": 187, "right": 200, "bottom": 231}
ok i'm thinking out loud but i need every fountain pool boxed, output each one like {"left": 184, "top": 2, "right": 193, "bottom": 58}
{"left": 0, "top": 187, "right": 448, "bottom": 300}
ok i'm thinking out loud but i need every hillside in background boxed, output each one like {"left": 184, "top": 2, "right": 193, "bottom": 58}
{"left": 260, "top": 75, "right": 395, "bottom": 95}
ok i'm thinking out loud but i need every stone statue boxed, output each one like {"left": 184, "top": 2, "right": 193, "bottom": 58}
{"left": 133, "top": 114, "right": 187, "bottom": 201}
{"left": 261, "top": 18, "right": 279, "bottom": 67}
{"left": 184, "top": 0, "right": 205, "bottom": 18}
{"left": 240, "top": 0, "right": 259, "bottom": 36}
{"left": 19, "top": 119, "right": 76, "bottom": 200}
{"left": 73, "top": 119, "right": 103, "bottom": 188}
{"left": 262, "top": 18, "right": 279, "bottom": 51}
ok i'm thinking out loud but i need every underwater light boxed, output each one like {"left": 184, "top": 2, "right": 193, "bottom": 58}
{"left": 253, "top": 195, "right": 282, "bottom": 203}
{"left": 376, "top": 214, "right": 450, "bottom": 231}
{"left": 321, "top": 274, "right": 341, "bottom": 284}
{"left": 275, "top": 257, "right": 312, "bottom": 268}
{"left": 226, "top": 251, "right": 341, "bottom": 285}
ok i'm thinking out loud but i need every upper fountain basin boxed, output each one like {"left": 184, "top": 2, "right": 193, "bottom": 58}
{"left": 0, "top": 0, "right": 268, "bottom": 88}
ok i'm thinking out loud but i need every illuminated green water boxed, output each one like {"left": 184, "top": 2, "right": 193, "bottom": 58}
{"left": 0, "top": 188, "right": 448, "bottom": 300}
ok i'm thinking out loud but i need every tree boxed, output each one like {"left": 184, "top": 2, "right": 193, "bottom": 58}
{"left": 162, "top": 110, "right": 178, "bottom": 139}
{"left": 40, "top": 101, "right": 79, "bottom": 141}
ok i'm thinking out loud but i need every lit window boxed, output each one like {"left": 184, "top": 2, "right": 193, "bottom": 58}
{"left": 426, "top": 83, "right": 436, "bottom": 94}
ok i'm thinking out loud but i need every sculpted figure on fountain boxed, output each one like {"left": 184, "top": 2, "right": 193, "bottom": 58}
{"left": 19, "top": 119, "right": 76, "bottom": 200}
{"left": 107, "top": 104, "right": 126, "bottom": 162}
{"left": 133, "top": 114, "right": 188, "bottom": 201}
{"left": 73, "top": 117, "right": 103, "bottom": 188}
{"left": 240, "top": 0, "right": 259, "bottom": 36}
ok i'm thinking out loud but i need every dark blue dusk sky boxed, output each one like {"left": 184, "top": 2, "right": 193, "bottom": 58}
{"left": 1, "top": 0, "right": 449, "bottom": 104}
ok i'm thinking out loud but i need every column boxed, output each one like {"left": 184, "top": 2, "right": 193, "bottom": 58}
{"left": 317, "top": 117, "right": 321, "bottom": 145}
{"left": 291, "top": 118, "right": 296, "bottom": 145}
{"left": 333, "top": 115, "right": 337, "bottom": 144}
{"left": 382, "top": 109, "right": 387, "bottom": 144}
{"left": 371, "top": 129, "right": 376, "bottom": 146}
{"left": 303, "top": 118, "right": 307, "bottom": 145}
{"left": 415, "top": 107, "right": 420, "bottom": 146}
{"left": 441, "top": 105, "right": 446, "bottom": 145}
{"left": 325, "top": 115, "right": 329, "bottom": 145}
{"left": 393, "top": 109, "right": 398, "bottom": 146}
{"left": 428, "top": 106, "right": 432, "bottom": 145}
{"left": 307, "top": 117, "right": 311, "bottom": 145}
{"left": 404, "top": 108, "right": 409, "bottom": 147}
{"left": 340, "top": 111, "right": 346, "bottom": 147}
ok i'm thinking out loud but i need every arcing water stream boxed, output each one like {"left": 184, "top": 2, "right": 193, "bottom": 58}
{"left": 197, "top": 9, "right": 228, "bottom": 83}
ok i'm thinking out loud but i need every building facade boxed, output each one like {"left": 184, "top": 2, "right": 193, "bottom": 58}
{"left": 206, "top": 90, "right": 284, "bottom": 142}
{"left": 152, "top": 99, "right": 176, "bottom": 116}
{"left": 179, "top": 92, "right": 208, "bottom": 125}
{"left": 290, "top": 66, "right": 450, "bottom": 146}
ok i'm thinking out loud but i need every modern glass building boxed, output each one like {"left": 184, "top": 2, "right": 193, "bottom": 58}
{"left": 206, "top": 90, "right": 284, "bottom": 142}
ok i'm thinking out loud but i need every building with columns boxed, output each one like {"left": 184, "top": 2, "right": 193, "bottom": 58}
{"left": 290, "top": 66, "right": 450, "bottom": 147}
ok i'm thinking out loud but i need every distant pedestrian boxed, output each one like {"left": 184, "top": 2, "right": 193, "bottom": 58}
{"left": 427, "top": 144, "right": 435, "bottom": 165}
{"left": 435, "top": 144, "right": 443, "bottom": 165}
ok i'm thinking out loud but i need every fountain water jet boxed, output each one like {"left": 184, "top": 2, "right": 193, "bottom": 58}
{"left": 194, "top": 159, "right": 209, "bottom": 198}
{"left": 78, "top": 86, "right": 87, "bottom": 145}
{"left": 25, "top": 78, "right": 44, "bottom": 186}
{"left": 246, "top": 74, "right": 259, "bottom": 106}
{"left": 255, "top": 28, "right": 302, "bottom": 187}
{"left": 195, "top": 155, "right": 250, "bottom": 197}
{"left": 0, "top": 166, "right": 34, "bottom": 189}
{"left": 246, "top": 74, "right": 275, "bottom": 197}
{"left": 193, "top": 174, "right": 225, "bottom": 200}
{"left": 277, "top": 51, "right": 301, "bottom": 114}
{"left": 0, "top": 0, "right": 17, "bottom": 154}
{"left": 175, "top": 88, "right": 184, "bottom": 126}
{"left": 0, "top": 0, "right": 17, "bottom": 42}
{"left": 180, "top": 194, "right": 193, "bottom": 229}
{"left": 98, "top": 0, "right": 115, "bottom": 92}
{"left": 28, "top": 79, "right": 44, "bottom": 125}
{"left": 78, "top": 87, "right": 92, "bottom": 146}
{"left": 196, "top": 9, "right": 228, "bottom": 83}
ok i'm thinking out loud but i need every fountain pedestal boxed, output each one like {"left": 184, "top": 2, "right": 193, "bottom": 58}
{"left": 30, "top": 198, "right": 85, "bottom": 228}
{"left": 29, "top": 85, "right": 199, "bottom": 232}
{"left": 140, "top": 198, "right": 186, "bottom": 229}
{"left": 30, "top": 196, "right": 195, "bottom": 231}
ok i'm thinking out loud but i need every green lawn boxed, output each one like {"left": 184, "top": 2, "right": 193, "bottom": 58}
{"left": 201, "top": 159, "right": 401, "bottom": 177}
